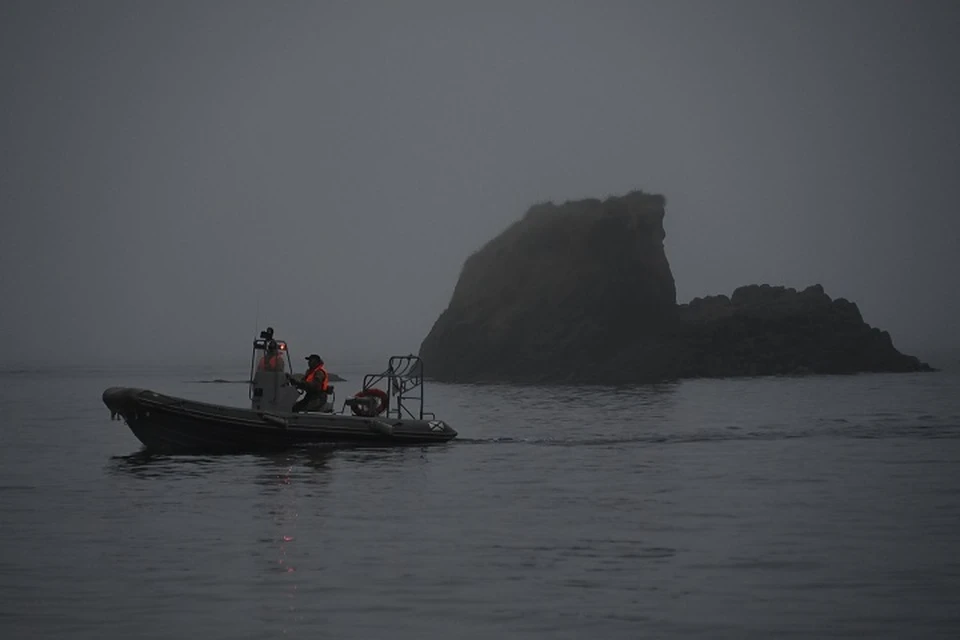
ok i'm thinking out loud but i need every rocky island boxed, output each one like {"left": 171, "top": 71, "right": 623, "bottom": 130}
{"left": 419, "top": 190, "right": 933, "bottom": 384}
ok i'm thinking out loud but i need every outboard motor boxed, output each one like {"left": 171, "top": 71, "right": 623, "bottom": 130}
{"left": 249, "top": 328, "right": 299, "bottom": 412}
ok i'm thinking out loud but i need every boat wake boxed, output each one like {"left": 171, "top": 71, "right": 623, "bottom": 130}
{"left": 454, "top": 420, "right": 960, "bottom": 447}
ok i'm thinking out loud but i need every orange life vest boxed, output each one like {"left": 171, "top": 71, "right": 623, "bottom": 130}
{"left": 304, "top": 364, "right": 329, "bottom": 391}
{"left": 258, "top": 354, "right": 284, "bottom": 371}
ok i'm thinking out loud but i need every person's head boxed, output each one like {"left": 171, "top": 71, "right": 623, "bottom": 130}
{"left": 306, "top": 354, "right": 323, "bottom": 368}
{"left": 266, "top": 340, "right": 278, "bottom": 354}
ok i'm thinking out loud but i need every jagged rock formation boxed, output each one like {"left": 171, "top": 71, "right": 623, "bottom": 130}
{"left": 663, "top": 284, "right": 931, "bottom": 379}
{"left": 419, "top": 190, "right": 933, "bottom": 384}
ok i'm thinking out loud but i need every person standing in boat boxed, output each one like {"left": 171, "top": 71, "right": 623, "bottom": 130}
{"left": 257, "top": 340, "right": 286, "bottom": 372}
{"left": 288, "top": 354, "right": 330, "bottom": 412}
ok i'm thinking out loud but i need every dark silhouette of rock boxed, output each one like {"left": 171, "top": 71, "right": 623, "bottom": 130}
{"left": 661, "top": 284, "right": 933, "bottom": 380}
{"left": 419, "top": 190, "right": 934, "bottom": 384}
{"left": 420, "top": 191, "right": 676, "bottom": 382}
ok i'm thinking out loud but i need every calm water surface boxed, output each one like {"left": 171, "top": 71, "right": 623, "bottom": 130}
{"left": 1, "top": 362, "right": 959, "bottom": 639}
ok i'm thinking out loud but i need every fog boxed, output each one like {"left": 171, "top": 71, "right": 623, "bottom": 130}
{"left": 2, "top": 1, "right": 958, "bottom": 369}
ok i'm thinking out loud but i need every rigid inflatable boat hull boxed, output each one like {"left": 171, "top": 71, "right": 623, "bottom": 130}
{"left": 103, "top": 387, "right": 457, "bottom": 454}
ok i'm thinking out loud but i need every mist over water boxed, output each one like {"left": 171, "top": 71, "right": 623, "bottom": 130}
{"left": 2, "top": 2, "right": 960, "bottom": 368}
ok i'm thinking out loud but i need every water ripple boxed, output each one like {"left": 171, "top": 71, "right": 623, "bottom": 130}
{"left": 1, "top": 367, "right": 959, "bottom": 639}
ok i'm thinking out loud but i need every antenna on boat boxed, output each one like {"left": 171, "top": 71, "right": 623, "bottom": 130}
{"left": 248, "top": 297, "right": 261, "bottom": 396}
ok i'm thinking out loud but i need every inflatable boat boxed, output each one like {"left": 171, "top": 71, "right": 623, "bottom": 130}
{"left": 102, "top": 327, "right": 457, "bottom": 454}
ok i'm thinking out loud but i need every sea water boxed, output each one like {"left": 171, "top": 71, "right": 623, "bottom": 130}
{"left": 1, "top": 360, "right": 958, "bottom": 639}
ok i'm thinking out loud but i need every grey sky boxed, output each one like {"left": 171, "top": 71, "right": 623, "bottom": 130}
{"left": 2, "top": 0, "right": 958, "bottom": 368}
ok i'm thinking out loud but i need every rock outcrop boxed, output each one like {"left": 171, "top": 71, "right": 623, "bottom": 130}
{"left": 659, "top": 284, "right": 930, "bottom": 380}
{"left": 419, "top": 190, "right": 933, "bottom": 384}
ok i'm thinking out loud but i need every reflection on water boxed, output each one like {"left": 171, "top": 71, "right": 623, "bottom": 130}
{"left": 105, "top": 450, "right": 229, "bottom": 479}
{"left": 104, "top": 445, "right": 345, "bottom": 635}
{"left": 266, "top": 454, "right": 302, "bottom": 634}
{"left": 106, "top": 447, "right": 338, "bottom": 480}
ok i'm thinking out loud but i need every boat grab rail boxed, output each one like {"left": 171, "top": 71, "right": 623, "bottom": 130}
{"left": 357, "top": 355, "right": 434, "bottom": 421}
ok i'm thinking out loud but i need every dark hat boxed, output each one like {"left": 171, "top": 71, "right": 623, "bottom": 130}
{"left": 305, "top": 354, "right": 323, "bottom": 364}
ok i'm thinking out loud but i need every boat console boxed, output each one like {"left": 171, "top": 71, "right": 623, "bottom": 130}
{"left": 248, "top": 327, "right": 432, "bottom": 420}
{"left": 248, "top": 326, "right": 334, "bottom": 413}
